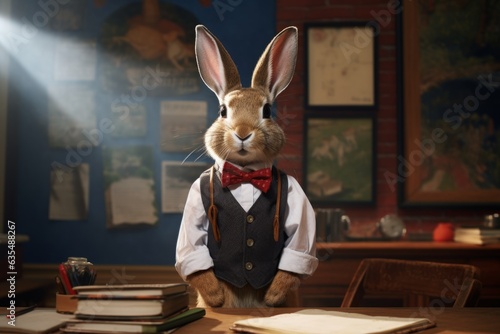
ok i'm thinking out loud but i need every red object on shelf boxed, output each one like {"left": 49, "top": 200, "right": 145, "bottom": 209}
{"left": 433, "top": 222, "right": 455, "bottom": 242}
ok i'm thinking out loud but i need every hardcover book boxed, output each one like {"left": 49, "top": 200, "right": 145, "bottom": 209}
{"left": 73, "top": 283, "right": 188, "bottom": 297}
{"left": 63, "top": 307, "right": 205, "bottom": 333}
{"left": 454, "top": 226, "right": 500, "bottom": 245}
{"left": 75, "top": 292, "right": 189, "bottom": 319}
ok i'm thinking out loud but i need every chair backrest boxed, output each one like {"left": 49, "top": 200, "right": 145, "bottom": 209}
{"left": 341, "top": 258, "right": 482, "bottom": 308}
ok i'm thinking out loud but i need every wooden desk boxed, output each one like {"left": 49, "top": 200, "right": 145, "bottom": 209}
{"left": 302, "top": 242, "right": 500, "bottom": 307}
{"left": 174, "top": 307, "right": 500, "bottom": 333}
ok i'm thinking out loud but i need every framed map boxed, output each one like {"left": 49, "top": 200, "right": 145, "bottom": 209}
{"left": 304, "top": 115, "right": 375, "bottom": 205}
{"left": 305, "top": 22, "right": 378, "bottom": 110}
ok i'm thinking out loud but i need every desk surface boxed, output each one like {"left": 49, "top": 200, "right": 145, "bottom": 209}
{"left": 174, "top": 307, "right": 500, "bottom": 333}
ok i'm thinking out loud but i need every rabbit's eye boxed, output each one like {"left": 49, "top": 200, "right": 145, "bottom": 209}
{"left": 263, "top": 103, "right": 272, "bottom": 119}
{"left": 219, "top": 105, "right": 227, "bottom": 118}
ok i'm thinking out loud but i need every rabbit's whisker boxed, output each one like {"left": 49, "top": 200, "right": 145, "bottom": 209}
{"left": 182, "top": 145, "right": 206, "bottom": 164}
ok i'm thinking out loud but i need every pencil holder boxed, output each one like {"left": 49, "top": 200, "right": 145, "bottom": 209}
{"left": 64, "top": 257, "right": 96, "bottom": 286}
{"left": 56, "top": 293, "right": 78, "bottom": 314}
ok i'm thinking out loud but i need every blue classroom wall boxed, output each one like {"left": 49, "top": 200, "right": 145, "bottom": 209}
{"left": 8, "top": 0, "right": 276, "bottom": 265}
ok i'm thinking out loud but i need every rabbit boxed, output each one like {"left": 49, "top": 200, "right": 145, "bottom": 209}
{"left": 175, "top": 25, "right": 318, "bottom": 308}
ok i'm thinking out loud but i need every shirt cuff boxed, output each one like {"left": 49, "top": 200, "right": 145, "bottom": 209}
{"left": 175, "top": 247, "right": 214, "bottom": 281}
{"left": 278, "top": 248, "right": 319, "bottom": 277}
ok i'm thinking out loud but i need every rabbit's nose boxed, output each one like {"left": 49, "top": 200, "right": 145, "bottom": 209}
{"left": 236, "top": 133, "right": 252, "bottom": 142}
{"left": 234, "top": 125, "right": 253, "bottom": 142}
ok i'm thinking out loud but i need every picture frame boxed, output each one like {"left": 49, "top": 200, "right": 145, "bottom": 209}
{"left": 397, "top": 1, "right": 500, "bottom": 207}
{"left": 304, "top": 22, "right": 378, "bottom": 110}
{"left": 304, "top": 115, "right": 376, "bottom": 206}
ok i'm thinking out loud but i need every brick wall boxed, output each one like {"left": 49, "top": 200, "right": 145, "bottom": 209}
{"left": 275, "top": 0, "right": 492, "bottom": 236}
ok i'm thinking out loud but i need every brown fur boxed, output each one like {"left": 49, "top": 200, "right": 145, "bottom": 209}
{"left": 189, "top": 269, "right": 300, "bottom": 308}
{"left": 204, "top": 88, "right": 285, "bottom": 166}
{"left": 264, "top": 270, "right": 301, "bottom": 306}
{"left": 187, "top": 269, "right": 224, "bottom": 307}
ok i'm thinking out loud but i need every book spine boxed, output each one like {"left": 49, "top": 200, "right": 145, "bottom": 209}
{"left": 143, "top": 308, "right": 206, "bottom": 333}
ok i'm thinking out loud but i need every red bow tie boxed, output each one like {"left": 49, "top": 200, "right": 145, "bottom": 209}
{"left": 221, "top": 163, "right": 272, "bottom": 193}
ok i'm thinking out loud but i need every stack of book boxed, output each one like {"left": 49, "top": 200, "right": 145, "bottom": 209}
{"left": 454, "top": 226, "right": 500, "bottom": 245}
{"left": 61, "top": 283, "right": 204, "bottom": 333}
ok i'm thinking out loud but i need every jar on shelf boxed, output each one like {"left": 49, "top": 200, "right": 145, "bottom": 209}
{"left": 63, "top": 257, "right": 96, "bottom": 286}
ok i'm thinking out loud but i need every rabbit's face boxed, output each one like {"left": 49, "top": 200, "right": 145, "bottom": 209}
{"left": 195, "top": 25, "right": 297, "bottom": 167}
{"left": 205, "top": 88, "right": 285, "bottom": 166}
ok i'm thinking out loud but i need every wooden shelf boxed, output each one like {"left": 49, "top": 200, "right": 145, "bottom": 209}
{"left": 317, "top": 241, "right": 500, "bottom": 251}
{"left": 301, "top": 242, "right": 500, "bottom": 307}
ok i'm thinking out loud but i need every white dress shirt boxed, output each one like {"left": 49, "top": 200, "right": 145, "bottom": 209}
{"left": 175, "top": 159, "right": 318, "bottom": 281}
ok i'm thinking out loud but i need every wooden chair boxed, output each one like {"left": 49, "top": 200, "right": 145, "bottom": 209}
{"left": 341, "top": 258, "right": 482, "bottom": 308}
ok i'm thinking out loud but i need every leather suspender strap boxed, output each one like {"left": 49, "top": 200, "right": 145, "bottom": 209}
{"left": 208, "top": 166, "right": 220, "bottom": 242}
{"left": 273, "top": 168, "right": 281, "bottom": 242}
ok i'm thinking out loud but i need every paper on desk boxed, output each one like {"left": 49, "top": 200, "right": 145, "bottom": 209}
{"left": 230, "top": 309, "right": 435, "bottom": 334}
{"left": 0, "top": 309, "right": 73, "bottom": 334}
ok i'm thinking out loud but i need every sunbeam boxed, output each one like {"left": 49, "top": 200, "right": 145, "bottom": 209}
{"left": 0, "top": 13, "right": 99, "bottom": 150}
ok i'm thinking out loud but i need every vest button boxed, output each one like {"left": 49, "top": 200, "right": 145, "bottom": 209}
{"left": 246, "top": 238, "right": 254, "bottom": 247}
{"left": 246, "top": 215, "right": 254, "bottom": 223}
{"left": 245, "top": 262, "right": 253, "bottom": 270}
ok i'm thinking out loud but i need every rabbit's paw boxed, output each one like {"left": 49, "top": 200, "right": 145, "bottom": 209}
{"left": 264, "top": 270, "right": 300, "bottom": 306}
{"left": 187, "top": 269, "right": 225, "bottom": 307}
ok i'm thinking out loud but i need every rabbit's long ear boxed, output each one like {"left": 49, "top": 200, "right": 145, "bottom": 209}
{"left": 252, "top": 26, "right": 298, "bottom": 101}
{"left": 195, "top": 25, "right": 241, "bottom": 100}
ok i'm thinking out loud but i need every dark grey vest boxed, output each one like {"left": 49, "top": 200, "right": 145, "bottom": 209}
{"left": 200, "top": 166, "right": 288, "bottom": 289}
